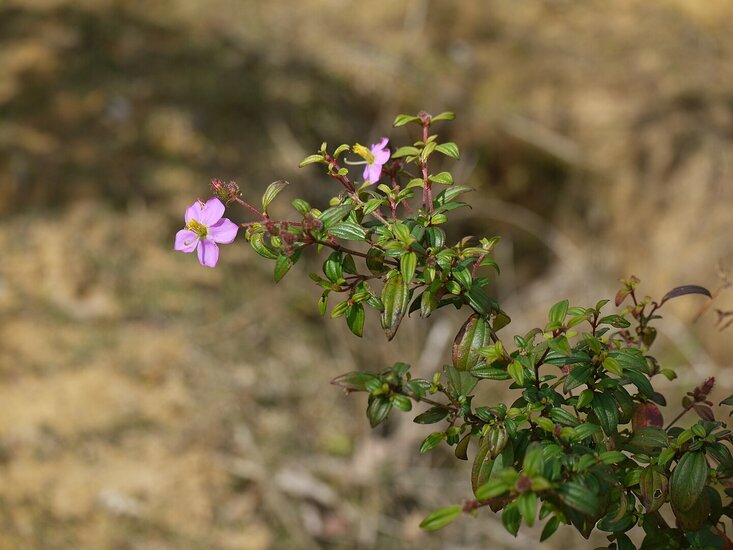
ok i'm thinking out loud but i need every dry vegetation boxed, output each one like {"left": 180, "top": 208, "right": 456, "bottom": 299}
{"left": 0, "top": 0, "right": 732, "bottom": 548}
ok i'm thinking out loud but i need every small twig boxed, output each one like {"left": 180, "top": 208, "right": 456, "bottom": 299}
{"left": 665, "top": 404, "right": 693, "bottom": 430}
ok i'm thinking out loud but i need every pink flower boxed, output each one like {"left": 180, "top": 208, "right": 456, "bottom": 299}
{"left": 174, "top": 198, "right": 239, "bottom": 267}
{"left": 362, "top": 137, "right": 390, "bottom": 184}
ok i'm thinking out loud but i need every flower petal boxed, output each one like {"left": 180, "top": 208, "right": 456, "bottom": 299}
{"left": 208, "top": 218, "right": 239, "bottom": 244}
{"left": 366, "top": 163, "right": 382, "bottom": 184}
{"left": 175, "top": 229, "right": 199, "bottom": 253}
{"left": 372, "top": 137, "right": 389, "bottom": 151}
{"left": 362, "top": 164, "right": 371, "bottom": 183}
{"left": 185, "top": 202, "right": 203, "bottom": 224}
{"left": 199, "top": 198, "right": 226, "bottom": 226}
{"left": 197, "top": 239, "right": 220, "bottom": 267}
{"left": 374, "top": 147, "right": 390, "bottom": 165}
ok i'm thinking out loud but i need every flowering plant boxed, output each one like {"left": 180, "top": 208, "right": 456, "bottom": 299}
{"left": 176, "top": 112, "right": 733, "bottom": 549}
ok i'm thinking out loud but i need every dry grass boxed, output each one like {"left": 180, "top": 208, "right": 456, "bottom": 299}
{"left": 1, "top": 0, "right": 732, "bottom": 548}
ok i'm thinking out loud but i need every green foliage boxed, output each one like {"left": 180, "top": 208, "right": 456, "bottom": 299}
{"left": 210, "top": 111, "right": 728, "bottom": 548}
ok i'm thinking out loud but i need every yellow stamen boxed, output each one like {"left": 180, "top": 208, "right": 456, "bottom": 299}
{"left": 186, "top": 219, "right": 208, "bottom": 238}
{"left": 352, "top": 143, "right": 375, "bottom": 164}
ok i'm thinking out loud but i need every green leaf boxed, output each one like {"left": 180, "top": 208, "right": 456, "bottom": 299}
{"left": 435, "top": 185, "right": 472, "bottom": 206}
{"left": 471, "top": 367, "right": 511, "bottom": 380}
{"left": 274, "top": 254, "right": 293, "bottom": 282}
{"left": 472, "top": 439, "right": 493, "bottom": 498}
{"left": 707, "top": 442, "right": 733, "bottom": 469}
{"left": 598, "top": 314, "right": 631, "bottom": 328}
{"left": 380, "top": 271, "right": 409, "bottom": 341}
{"left": 517, "top": 492, "right": 537, "bottom": 527}
{"left": 639, "top": 466, "right": 668, "bottom": 513}
{"left": 435, "top": 142, "right": 460, "bottom": 159}
{"left": 317, "top": 292, "right": 329, "bottom": 315}
{"left": 421, "top": 141, "right": 436, "bottom": 160}
{"left": 452, "top": 267, "right": 472, "bottom": 290}
{"left": 362, "top": 198, "right": 384, "bottom": 215}
{"left": 419, "top": 505, "right": 461, "bottom": 531}
{"left": 413, "top": 407, "right": 449, "bottom": 424}
{"left": 444, "top": 365, "right": 478, "bottom": 397}
{"left": 670, "top": 451, "right": 708, "bottom": 512}
{"left": 476, "top": 475, "right": 511, "bottom": 501}
{"left": 420, "top": 432, "right": 446, "bottom": 454}
{"left": 400, "top": 251, "right": 417, "bottom": 284}
{"left": 394, "top": 114, "right": 420, "bottom": 127}
{"left": 366, "top": 248, "right": 386, "bottom": 274}
{"left": 508, "top": 360, "right": 525, "bottom": 386}
{"left": 455, "top": 433, "right": 471, "bottom": 460}
{"left": 341, "top": 253, "right": 357, "bottom": 275}
{"left": 557, "top": 481, "right": 601, "bottom": 517}
{"left": 487, "top": 425, "right": 509, "bottom": 458}
{"left": 550, "top": 407, "right": 580, "bottom": 427}
{"left": 328, "top": 221, "right": 367, "bottom": 241}
{"left": 452, "top": 314, "right": 491, "bottom": 371}
{"left": 391, "top": 222, "right": 412, "bottom": 244}
{"left": 391, "top": 394, "right": 412, "bottom": 412}
{"left": 564, "top": 363, "right": 593, "bottom": 392}
{"left": 540, "top": 516, "right": 560, "bottom": 542}
{"left": 577, "top": 388, "right": 594, "bottom": 410}
{"left": 318, "top": 204, "right": 353, "bottom": 228}
{"left": 590, "top": 392, "right": 619, "bottom": 435}
{"left": 431, "top": 111, "right": 456, "bottom": 122}
{"left": 616, "top": 533, "right": 635, "bottom": 550}
{"left": 333, "top": 144, "right": 350, "bottom": 158}
{"left": 323, "top": 251, "right": 343, "bottom": 282}
{"left": 623, "top": 369, "right": 655, "bottom": 398}
{"left": 250, "top": 233, "right": 279, "bottom": 259}
{"left": 573, "top": 423, "right": 602, "bottom": 441}
{"left": 467, "top": 285, "right": 494, "bottom": 316}
{"left": 473, "top": 444, "right": 514, "bottom": 498}
{"left": 720, "top": 394, "right": 733, "bottom": 407}
{"left": 299, "top": 154, "right": 325, "bottom": 167}
{"left": 657, "top": 447, "right": 677, "bottom": 466}
{"left": 330, "top": 371, "right": 377, "bottom": 391}
{"left": 548, "top": 299, "right": 569, "bottom": 325}
{"left": 548, "top": 335, "right": 572, "bottom": 356}
{"left": 346, "top": 303, "right": 365, "bottom": 337}
{"left": 419, "top": 288, "right": 438, "bottom": 318}
{"left": 523, "top": 443, "right": 544, "bottom": 476}
{"left": 330, "top": 300, "right": 350, "bottom": 318}
{"left": 502, "top": 502, "right": 521, "bottom": 536}
{"left": 599, "top": 451, "right": 626, "bottom": 465}
{"left": 429, "top": 171, "right": 454, "bottom": 185}
{"left": 608, "top": 348, "right": 647, "bottom": 372}
{"left": 366, "top": 396, "right": 392, "bottom": 427}
{"left": 291, "top": 198, "right": 311, "bottom": 214}
{"left": 602, "top": 356, "right": 624, "bottom": 376}
{"left": 261, "top": 179, "right": 289, "bottom": 213}
{"left": 392, "top": 146, "right": 420, "bottom": 158}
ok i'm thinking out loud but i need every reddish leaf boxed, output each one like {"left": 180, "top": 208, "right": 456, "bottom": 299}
{"left": 693, "top": 403, "right": 715, "bottom": 422}
{"left": 659, "top": 285, "right": 712, "bottom": 306}
{"left": 632, "top": 402, "right": 664, "bottom": 431}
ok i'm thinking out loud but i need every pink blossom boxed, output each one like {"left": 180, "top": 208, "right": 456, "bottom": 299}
{"left": 362, "top": 137, "right": 390, "bottom": 184}
{"left": 174, "top": 198, "right": 238, "bottom": 267}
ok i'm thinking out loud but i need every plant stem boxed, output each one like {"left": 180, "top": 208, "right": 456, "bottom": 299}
{"left": 665, "top": 404, "right": 693, "bottom": 430}
{"left": 420, "top": 123, "right": 433, "bottom": 214}
{"left": 233, "top": 197, "right": 268, "bottom": 220}
{"left": 310, "top": 238, "right": 398, "bottom": 266}
{"left": 534, "top": 348, "right": 551, "bottom": 390}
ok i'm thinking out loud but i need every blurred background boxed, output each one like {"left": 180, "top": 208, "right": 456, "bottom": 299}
{"left": 1, "top": 0, "right": 732, "bottom": 548}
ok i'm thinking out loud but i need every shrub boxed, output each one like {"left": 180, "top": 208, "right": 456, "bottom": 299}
{"left": 175, "top": 111, "right": 733, "bottom": 549}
